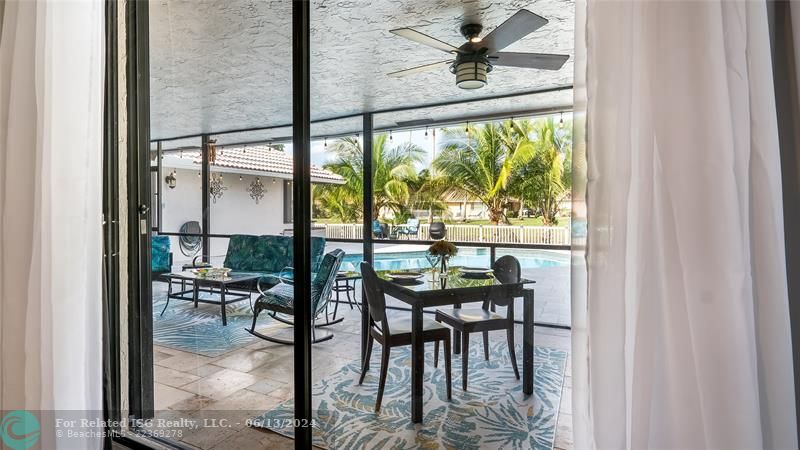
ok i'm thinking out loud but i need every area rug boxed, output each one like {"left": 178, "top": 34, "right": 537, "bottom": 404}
{"left": 251, "top": 341, "right": 568, "bottom": 450}
{"left": 152, "top": 282, "right": 285, "bottom": 357}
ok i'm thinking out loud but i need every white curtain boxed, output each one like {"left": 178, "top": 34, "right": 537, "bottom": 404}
{"left": 0, "top": 1, "right": 104, "bottom": 448}
{"left": 573, "top": 1, "right": 798, "bottom": 449}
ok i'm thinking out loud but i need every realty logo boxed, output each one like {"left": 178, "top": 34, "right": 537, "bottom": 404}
{"left": 1, "top": 411, "right": 40, "bottom": 450}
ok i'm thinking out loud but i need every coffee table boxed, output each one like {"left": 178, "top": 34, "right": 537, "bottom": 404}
{"left": 161, "top": 271, "right": 262, "bottom": 326}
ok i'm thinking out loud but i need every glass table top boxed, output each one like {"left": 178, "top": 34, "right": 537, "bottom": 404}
{"left": 164, "top": 271, "right": 262, "bottom": 283}
{"left": 378, "top": 267, "right": 534, "bottom": 293}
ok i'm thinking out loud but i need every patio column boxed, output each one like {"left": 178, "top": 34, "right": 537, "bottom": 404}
{"left": 201, "top": 134, "right": 210, "bottom": 261}
{"left": 361, "top": 112, "right": 373, "bottom": 365}
{"left": 292, "top": 0, "right": 313, "bottom": 447}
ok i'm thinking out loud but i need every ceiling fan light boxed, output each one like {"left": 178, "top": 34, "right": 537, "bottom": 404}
{"left": 469, "top": 36, "right": 482, "bottom": 43}
{"left": 455, "top": 61, "right": 488, "bottom": 89}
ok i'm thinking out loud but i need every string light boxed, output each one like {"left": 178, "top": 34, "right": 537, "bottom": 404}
{"left": 424, "top": 127, "right": 429, "bottom": 139}
{"left": 558, "top": 112, "right": 564, "bottom": 129}
{"left": 197, "top": 172, "right": 201, "bottom": 177}
{"left": 239, "top": 175, "right": 243, "bottom": 181}
{"left": 466, "top": 121, "right": 470, "bottom": 136}
{"left": 324, "top": 137, "right": 327, "bottom": 148}
{"left": 389, "top": 130, "right": 393, "bottom": 141}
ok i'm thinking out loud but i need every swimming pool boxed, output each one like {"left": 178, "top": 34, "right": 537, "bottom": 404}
{"left": 340, "top": 247, "right": 569, "bottom": 272}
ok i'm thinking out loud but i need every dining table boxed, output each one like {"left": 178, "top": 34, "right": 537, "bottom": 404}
{"left": 365, "top": 267, "right": 536, "bottom": 423}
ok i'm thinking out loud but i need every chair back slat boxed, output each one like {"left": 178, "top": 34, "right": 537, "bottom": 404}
{"left": 311, "top": 249, "right": 345, "bottom": 315}
{"left": 490, "top": 255, "right": 521, "bottom": 308}
{"left": 359, "top": 262, "right": 387, "bottom": 327}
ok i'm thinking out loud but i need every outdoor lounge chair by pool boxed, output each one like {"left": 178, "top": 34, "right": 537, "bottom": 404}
{"left": 396, "top": 218, "right": 420, "bottom": 239}
{"left": 372, "top": 219, "right": 388, "bottom": 238}
{"left": 245, "top": 249, "right": 345, "bottom": 344}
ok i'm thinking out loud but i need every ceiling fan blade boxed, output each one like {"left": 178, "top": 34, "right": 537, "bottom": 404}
{"left": 481, "top": 9, "right": 548, "bottom": 53}
{"left": 490, "top": 52, "right": 569, "bottom": 70}
{"left": 388, "top": 60, "right": 453, "bottom": 78}
{"left": 390, "top": 28, "right": 464, "bottom": 54}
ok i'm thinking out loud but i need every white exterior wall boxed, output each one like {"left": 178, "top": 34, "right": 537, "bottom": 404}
{"left": 158, "top": 167, "right": 289, "bottom": 266}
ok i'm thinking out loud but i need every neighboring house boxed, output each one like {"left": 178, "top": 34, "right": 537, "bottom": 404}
{"left": 155, "top": 144, "right": 343, "bottom": 263}
{"left": 443, "top": 191, "right": 489, "bottom": 221}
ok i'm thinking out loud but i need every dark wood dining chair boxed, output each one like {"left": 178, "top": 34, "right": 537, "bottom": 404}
{"left": 358, "top": 262, "right": 452, "bottom": 412}
{"left": 434, "top": 255, "right": 521, "bottom": 391}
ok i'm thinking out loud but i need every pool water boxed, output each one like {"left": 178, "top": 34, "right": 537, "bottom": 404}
{"left": 340, "top": 248, "right": 568, "bottom": 272}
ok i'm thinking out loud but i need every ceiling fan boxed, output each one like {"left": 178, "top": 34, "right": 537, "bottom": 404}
{"left": 388, "top": 9, "right": 569, "bottom": 89}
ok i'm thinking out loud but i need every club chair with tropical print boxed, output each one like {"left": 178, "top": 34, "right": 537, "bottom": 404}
{"left": 245, "top": 249, "right": 345, "bottom": 344}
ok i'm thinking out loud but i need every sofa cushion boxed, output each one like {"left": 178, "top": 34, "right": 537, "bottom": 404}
{"left": 223, "top": 235, "right": 326, "bottom": 284}
{"left": 224, "top": 235, "right": 292, "bottom": 273}
{"left": 151, "top": 235, "right": 171, "bottom": 273}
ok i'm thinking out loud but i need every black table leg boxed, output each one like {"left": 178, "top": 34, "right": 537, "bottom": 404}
{"left": 411, "top": 303, "right": 424, "bottom": 423}
{"left": 345, "top": 280, "right": 354, "bottom": 309}
{"left": 523, "top": 288, "right": 534, "bottom": 395}
{"left": 193, "top": 283, "right": 199, "bottom": 308}
{"left": 160, "top": 279, "right": 173, "bottom": 316}
{"left": 220, "top": 287, "right": 228, "bottom": 326}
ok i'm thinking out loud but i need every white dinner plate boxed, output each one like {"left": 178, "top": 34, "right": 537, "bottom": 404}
{"left": 458, "top": 267, "right": 494, "bottom": 275}
{"left": 387, "top": 272, "right": 424, "bottom": 280}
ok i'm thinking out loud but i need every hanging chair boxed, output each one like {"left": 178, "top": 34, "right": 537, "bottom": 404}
{"left": 178, "top": 221, "right": 202, "bottom": 257}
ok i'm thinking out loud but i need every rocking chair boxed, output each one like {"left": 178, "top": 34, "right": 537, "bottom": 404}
{"left": 245, "top": 249, "right": 345, "bottom": 344}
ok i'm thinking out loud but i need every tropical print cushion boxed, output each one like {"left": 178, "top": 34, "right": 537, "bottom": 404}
{"left": 151, "top": 235, "right": 171, "bottom": 273}
{"left": 255, "top": 249, "right": 345, "bottom": 316}
{"left": 259, "top": 283, "right": 295, "bottom": 309}
{"left": 223, "top": 235, "right": 326, "bottom": 274}
{"left": 311, "top": 250, "right": 344, "bottom": 315}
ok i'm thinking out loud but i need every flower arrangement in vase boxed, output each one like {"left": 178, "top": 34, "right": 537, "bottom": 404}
{"left": 428, "top": 240, "right": 458, "bottom": 277}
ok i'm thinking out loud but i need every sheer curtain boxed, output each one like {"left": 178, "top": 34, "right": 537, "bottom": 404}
{"left": 0, "top": 1, "right": 104, "bottom": 448}
{"left": 572, "top": 1, "right": 798, "bottom": 448}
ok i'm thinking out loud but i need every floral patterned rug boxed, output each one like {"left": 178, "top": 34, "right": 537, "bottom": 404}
{"left": 252, "top": 341, "right": 568, "bottom": 450}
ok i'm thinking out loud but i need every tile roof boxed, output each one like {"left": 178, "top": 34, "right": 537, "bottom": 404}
{"left": 176, "top": 145, "right": 344, "bottom": 183}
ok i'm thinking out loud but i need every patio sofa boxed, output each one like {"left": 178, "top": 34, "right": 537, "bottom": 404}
{"left": 223, "top": 234, "right": 326, "bottom": 290}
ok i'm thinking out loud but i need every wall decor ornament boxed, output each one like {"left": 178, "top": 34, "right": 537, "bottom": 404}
{"left": 247, "top": 177, "right": 266, "bottom": 204}
{"left": 165, "top": 170, "right": 177, "bottom": 189}
{"left": 209, "top": 173, "right": 227, "bottom": 203}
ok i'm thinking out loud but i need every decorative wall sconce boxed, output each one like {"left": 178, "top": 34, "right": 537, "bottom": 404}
{"left": 247, "top": 177, "right": 266, "bottom": 204}
{"left": 209, "top": 173, "right": 227, "bottom": 203}
{"left": 165, "top": 170, "right": 177, "bottom": 189}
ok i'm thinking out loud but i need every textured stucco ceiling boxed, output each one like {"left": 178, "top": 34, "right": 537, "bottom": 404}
{"left": 149, "top": 0, "right": 575, "bottom": 141}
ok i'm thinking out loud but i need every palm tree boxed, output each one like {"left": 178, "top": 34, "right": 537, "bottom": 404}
{"left": 317, "top": 134, "right": 423, "bottom": 220}
{"left": 408, "top": 169, "right": 449, "bottom": 223}
{"left": 511, "top": 117, "right": 571, "bottom": 225}
{"left": 434, "top": 121, "right": 534, "bottom": 224}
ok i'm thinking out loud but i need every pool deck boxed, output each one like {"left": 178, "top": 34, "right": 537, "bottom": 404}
{"left": 326, "top": 241, "right": 571, "bottom": 327}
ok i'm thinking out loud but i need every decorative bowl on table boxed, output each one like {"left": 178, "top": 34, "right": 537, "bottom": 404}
{"left": 191, "top": 267, "right": 231, "bottom": 279}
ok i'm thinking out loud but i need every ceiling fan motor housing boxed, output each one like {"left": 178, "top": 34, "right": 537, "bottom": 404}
{"left": 451, "top": 52, "right": 493, "bottom": 89}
